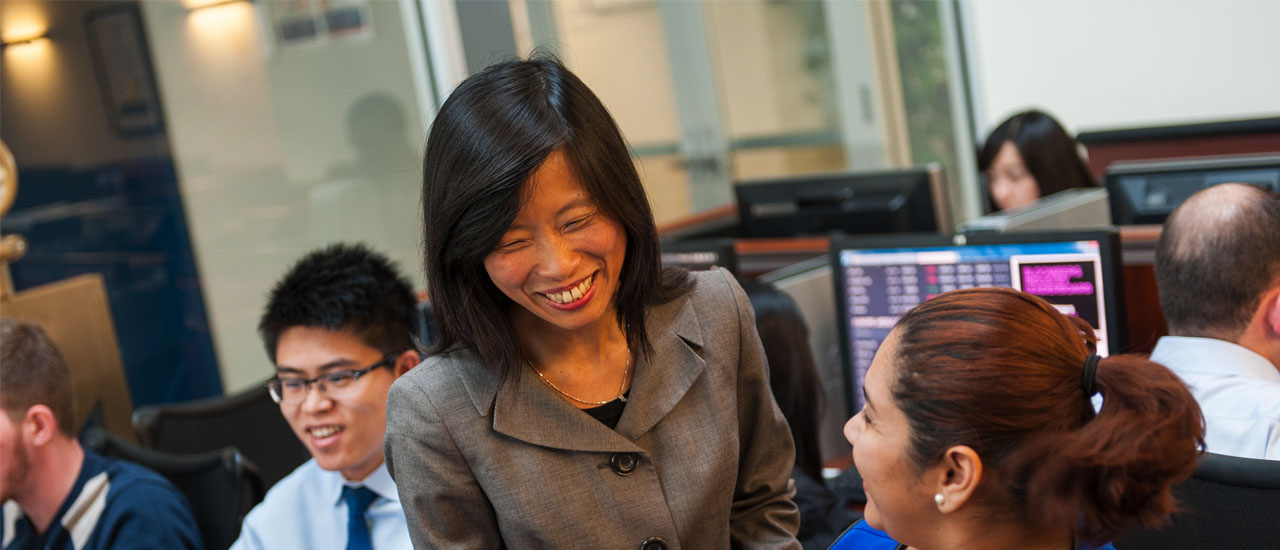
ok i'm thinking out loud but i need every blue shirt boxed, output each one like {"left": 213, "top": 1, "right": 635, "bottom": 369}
{"left": 830, "top": 520, "right": 1117, "bottom": 550}
{"left": 1, "top": 450, "right": 202, "bottom": 550}
{"left": 230, "top": 459, "right": 410, "bottom": 550}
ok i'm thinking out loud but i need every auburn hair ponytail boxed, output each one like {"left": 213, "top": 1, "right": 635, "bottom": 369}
{"left": 891, "top": 287, "right": 1204, "bottom": 542}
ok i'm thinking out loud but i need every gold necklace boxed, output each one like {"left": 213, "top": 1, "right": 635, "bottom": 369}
{"left": 527, "top": 347, "right": 631, "bottom": 406}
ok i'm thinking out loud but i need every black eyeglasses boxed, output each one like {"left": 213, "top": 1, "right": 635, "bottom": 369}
{"left": 266, "top": 353, "right": 398, "bottom": 404}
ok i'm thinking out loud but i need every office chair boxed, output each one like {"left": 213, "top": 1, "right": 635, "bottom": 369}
{"left": 1113, "top": 451, "right": 1280, "bottom": 549}
{"left": 827, "top": 465, "right": 867, "bottom": 506}
{"left": 82, "top": 427, "right": 266, "bottom": 550}
{"left": 133, "top": 383, "right": 310, "bottom": 490}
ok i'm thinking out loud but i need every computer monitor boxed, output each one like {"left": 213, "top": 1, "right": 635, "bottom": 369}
{"left": 759, "top": 257, "right": 850, "bottom": 464}
{"left": 1105, "top": 154, "right": 1280, "bottom": 225}
{"left": 734, "top": 164, "right": 951, "bottom": 239}
{"left": 659, "top": 238, "right": 737, "bottom": 274}
{"left": 958, "top": 187, "right": 1111, "bottom": 234}
{"left": 831, "top": 230, "right": 1126, "bottom": 416}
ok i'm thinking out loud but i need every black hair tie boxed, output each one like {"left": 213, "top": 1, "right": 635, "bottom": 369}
{"left": 1081, "top": 353, "right": 1100, "bottom": 398}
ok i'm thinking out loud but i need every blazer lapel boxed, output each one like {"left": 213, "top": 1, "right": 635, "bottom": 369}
{"left": 490, "top": 360, "right": 643, "bottom": 453}
{"left": 467, "top": 290, "right": 707, "bottom": 452}
{"left": 615, "top": 291, "right": 706, "bottom": 440}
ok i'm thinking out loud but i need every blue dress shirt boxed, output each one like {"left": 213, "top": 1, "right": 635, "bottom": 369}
{"left": 230, "top": 459, "right": 410, "bottom": 550}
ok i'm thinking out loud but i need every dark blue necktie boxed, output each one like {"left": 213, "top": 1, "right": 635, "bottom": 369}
{"left": 343, "top": 485, "right": 378, "bottom": 550}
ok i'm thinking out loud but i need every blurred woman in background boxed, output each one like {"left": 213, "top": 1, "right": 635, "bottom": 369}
{"left": 979, "top": 109, "right": 1097, "bottom": 212}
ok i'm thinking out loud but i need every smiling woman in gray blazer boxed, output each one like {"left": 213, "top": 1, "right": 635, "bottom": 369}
{"left": 384, "top": 56, "right": 800, "bottom": 549}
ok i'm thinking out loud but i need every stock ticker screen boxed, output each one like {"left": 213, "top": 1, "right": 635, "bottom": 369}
{"left": 836, "top": 239, "right": 1110, "bottom": 412}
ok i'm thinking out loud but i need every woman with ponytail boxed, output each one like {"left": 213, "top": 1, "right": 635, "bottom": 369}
{"left": 832, "top": 287, "right": 1204, "bottom": 550}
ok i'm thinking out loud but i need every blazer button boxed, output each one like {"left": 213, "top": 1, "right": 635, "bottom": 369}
{"left": 610, "top": 452, "right": 638, "bottom": 476}
{"left": 639, "top": 537, "right": 667, "bottom": 550}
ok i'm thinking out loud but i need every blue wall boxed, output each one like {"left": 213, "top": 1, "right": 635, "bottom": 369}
{"left": 2, "top": 157, "right": 222, "bottom": 405}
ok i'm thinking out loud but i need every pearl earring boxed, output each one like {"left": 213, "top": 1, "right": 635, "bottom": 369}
{"left": 934, "top": 493, "right": 944, "bottom": 507}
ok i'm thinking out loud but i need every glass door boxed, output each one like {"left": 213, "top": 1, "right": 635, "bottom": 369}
{"left": 514, "top": 0, "right": 905, "bottom": 227}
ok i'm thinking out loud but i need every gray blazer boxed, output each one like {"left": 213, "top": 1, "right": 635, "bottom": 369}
{"left": 385, "top": 269, "right": 801, "bottom": 549}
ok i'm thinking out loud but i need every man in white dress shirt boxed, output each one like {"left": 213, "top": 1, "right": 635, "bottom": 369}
{"left": 1150, "top": 183, "right": 1280, "bottom": 460}
{"left": 231, "top": 244, "right": 421, "bottom": 549}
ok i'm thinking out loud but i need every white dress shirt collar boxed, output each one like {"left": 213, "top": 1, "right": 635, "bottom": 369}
{"left": 1151, "top": 336, "right": 1280, "bottom": 382}
{"left": 327, "top": 461, "right": 399, "bottom": 507}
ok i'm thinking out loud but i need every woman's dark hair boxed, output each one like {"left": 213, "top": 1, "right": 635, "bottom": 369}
{"left": 977, "top": 109, "right": 1097, "bottom": 212}
{"left": 421, "top": 55, "right": 691, "bottom": 379}
{"left": 738, "top": 278, "right": 825, "bottom": 483}
{"left": 890, "top": 287, "right": 1203, "bottom": 543}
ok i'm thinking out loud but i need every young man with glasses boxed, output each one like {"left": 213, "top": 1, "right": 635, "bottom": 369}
{"left": 231, "top": 244, "right": 421, "bottom": 550}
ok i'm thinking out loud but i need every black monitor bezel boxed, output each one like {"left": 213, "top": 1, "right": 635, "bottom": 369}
{"left": 829, "top": 229, "right": 1127, "bottom": 418}
{"left": 734, "top": 166, "right": 947, "bottom": 239}
{"left": 1104, "top": 154, "right": 1280, "bottom": 225}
